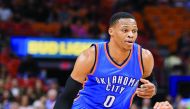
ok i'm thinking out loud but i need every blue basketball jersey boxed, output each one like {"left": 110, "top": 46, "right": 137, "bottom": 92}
{"left": 72, "top": 42, "right": 143, "bottom": 109}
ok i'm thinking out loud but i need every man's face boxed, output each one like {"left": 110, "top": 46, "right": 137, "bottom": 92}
{"left": 109, "top": 18, "right": 138, "bottom": 50}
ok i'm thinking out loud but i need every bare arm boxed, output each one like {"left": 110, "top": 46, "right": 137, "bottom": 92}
{"left": 71, "top": 46, "right": 96, "bottom": 83}
{"left": 142, "top": 49, "right": 154, "bottom": 78}
{"left": 54, "top": 46, "right": 96, "bottom": 109}
{"left": 136, "top": 49, "right": 156, "bottom": 98}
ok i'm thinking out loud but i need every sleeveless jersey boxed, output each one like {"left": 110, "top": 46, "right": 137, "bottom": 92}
{"left": 72, "top": 42, "right": 143, "bottom": 109}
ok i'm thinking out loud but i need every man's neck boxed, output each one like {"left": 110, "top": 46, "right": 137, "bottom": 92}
{"left": 108, "top": 42, "right": 131, "bottom": 64}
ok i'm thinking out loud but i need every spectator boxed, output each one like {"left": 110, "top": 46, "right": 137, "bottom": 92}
{"left": 71, "top": 17, "right": 88, "bottom": 38}
{"left": 164, "top": 52, "right": 183, "bottom": 75}
{"left": 45, "top": 89, "right": 57, "bottom": 109}
{"left": 19, "top": 95, "right": 33, "bottom": 109}
{"left": 33, "top": 100, "right": 45, "bottom": 109}
{"left": 25, "top": 86, "right": 36, "bottom": 105}
{"left": 0, "top": 3, "right": 12, "bottom": 21}
{"left": 10, "top": 101, "right": 19, "bottom": 109}
{"left": 2, "top": 90, "right": 11, "bottom": 109}
{"left": 34, "top": 79, "right": 46, "bottom": 100}
{"left": 10, "top": 79, "right": 20, "bottom": 100}
{"left": 131, "top": 103, "right": 138, "bottom": 109}
{"left": 142, "top": 99, "right": 151, "bottom": 109}
{"left": 38, "top": 69, "right": 47, "bottom": 81}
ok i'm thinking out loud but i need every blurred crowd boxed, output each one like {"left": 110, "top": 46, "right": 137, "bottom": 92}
{"left": 132, "top": 95, "right": 190, "bottom": 109}
{"left": 0, "top": 0, "right": 190, "bottom": 109}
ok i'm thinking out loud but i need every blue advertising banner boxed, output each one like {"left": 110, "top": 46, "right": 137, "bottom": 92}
{"left": 169, "top": 75, "right": 190, "bottom": 98}
{"left": 10, "top": 37, "right": 104, "bottom": 58}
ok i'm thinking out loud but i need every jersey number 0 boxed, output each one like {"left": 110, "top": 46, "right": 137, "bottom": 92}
{"left": 103, "top": 95, "right": 116, "bottom": 107}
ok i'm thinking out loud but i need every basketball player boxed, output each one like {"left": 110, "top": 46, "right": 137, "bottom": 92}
{"left": 54, "top": 12, "right": 157, "bottom": 109}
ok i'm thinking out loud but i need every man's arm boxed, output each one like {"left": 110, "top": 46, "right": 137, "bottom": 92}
{"left": 136, "top": 49, "right": 156, "bottom": 98}
{"left": 53, "top": 46, "right": 96, "bottom": 109}
{"left": 141, "top": 49, "right": 154, "bottom": 78}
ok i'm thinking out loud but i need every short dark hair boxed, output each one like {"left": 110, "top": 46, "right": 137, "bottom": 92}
{"left": 109, "top": 12, "right": 135, "bottom": 27}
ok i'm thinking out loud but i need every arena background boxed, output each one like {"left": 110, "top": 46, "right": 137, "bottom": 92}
{"left": 0, "top": 0, "right": 189, "bottom": 108}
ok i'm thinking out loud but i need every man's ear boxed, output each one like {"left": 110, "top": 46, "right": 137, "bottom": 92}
{"left": 108, "top": 27, "right": 113, "bottom": 36}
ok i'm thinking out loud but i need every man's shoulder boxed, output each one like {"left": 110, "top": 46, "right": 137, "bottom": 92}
{"left": 142, "top": 48, "right": 152, "bottom": 56}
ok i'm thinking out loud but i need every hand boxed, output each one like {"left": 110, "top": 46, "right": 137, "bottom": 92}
{"left": 135, "top": 78, "right": 156, "bottom": 98}
{"left": 153, "top": 101, "right": 173, "bottom": 109}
